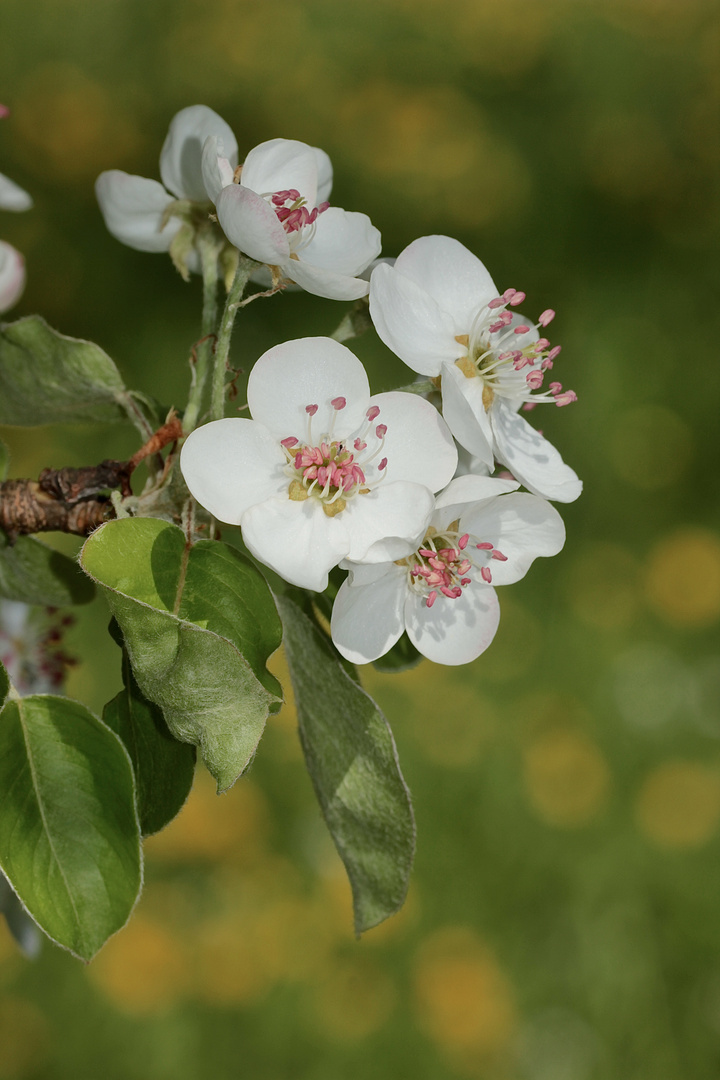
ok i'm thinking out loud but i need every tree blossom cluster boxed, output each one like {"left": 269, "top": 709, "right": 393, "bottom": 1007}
{"left": 97, "top": 105, "right": 582, "bottom": 667}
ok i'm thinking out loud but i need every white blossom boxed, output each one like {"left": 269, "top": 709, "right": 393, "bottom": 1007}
{"left": 369, "top": 235, "right": 582, "bottom": 502}
{"left": 331, "top": 474, "right": 566, "bottom": 666}
{"left": 205, "top": 136, "right": 381, "bottom": 301}
{"left": 95, "top": 104, "right": 237, "bottom": 262}
{"left": 180, "top": 338, "right": 457, "bottom": 591}
{"left": 0, "top": 241, "right": 26, "bottom": 313}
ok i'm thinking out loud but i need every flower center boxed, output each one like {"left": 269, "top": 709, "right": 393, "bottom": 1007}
{"left": 269, "top": 189, "right": 330, "bottom": 235}
{"left": 401, "top": 523, "right": 508, "bottom": 608}
{"left": 281, "top": 400, "right": 388, "bottom": 517}
{"left": 454, "top": 287, "right": 576, "bottom": 412}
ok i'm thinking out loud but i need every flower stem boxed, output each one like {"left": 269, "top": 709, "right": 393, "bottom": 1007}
{"left": 209, "top": 255, "right": 255, "bottom": 422}
{"left": 394, "top": 378, "right": 436, "bottom": 396}
{"left": 182, "top": 230, "right": 222, "bottom": 434}
{"left": 329, "top": 301, "right": 373, "bottom": 343}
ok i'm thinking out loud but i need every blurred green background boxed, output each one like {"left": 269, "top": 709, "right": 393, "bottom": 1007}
{"left": 1, "top": 0, "right": 720, "bottom": 1076}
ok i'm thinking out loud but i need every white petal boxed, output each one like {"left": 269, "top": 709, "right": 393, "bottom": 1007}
{"left": 344, "top": 482, "right": 434, "bottom": 563}
{"left": 312, "top": 147, "right": 333, "bottom": 204}
{"left": 405, "top": 583, "right": 500, "bottom": 666}
{"left": 282, "top": 257, "right": 371, "bottom": 301}
{"left": 331, "top": 567, "right": 407, "bottom": 664}
{"left": 95, "top": 171, "right": 178, "bottom": 252}
{"left": 460, "top": 492, "right": 566, "bottom": 586}
{"left": 216, "top": 183, "right": 289, "bottom": 264}
{"left": 440, "top": 360, "right": 494, "bottom": 467}
{"left": 299, "top": 207, "right": 380, "bottom": 277}
{"left": 433, "top": 474, "right": 520, "bottom": 528}
{"left": 0, "top": 241, "right": 25, "bottom": 312}
{"left": 0, "top": 173, "right": 32, "bottom": 212}
{"left": 201, "top": 135, "right": 236, "bottom": 203}
{"left": 369, "top": 262, "right": 459, "bottom": 376}
{"left": 160, "top": 105, "right": 238, "bottom": 201}
{"left": 393, "top": 235, "right": 498, "bottom": 329}
{"left": 241, "top": 495, "right": 349, "bottom": 592}
{"left": 180, "top": 418, "right": 286, "bottom": 523}
{"left": 241, "top": 139, "right": 319, "bottom": 206}
{"left": 341, "top": 560, "right": 398, "bottom": 586}
{"left": 215, "top": 182, "right": 289, "bottom": 264}
{"left": 368, "top": 391, "right": 457, "bottom": 493}
{"left": 247, "top": 337, "right": 370, "bottom": 442}
{"left": 491, "top": 400, "right": 583, "bottom": 503}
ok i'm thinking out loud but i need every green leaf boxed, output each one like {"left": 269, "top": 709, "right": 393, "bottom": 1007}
{"left": 103, "top": 648, "right": 196, "bottom": 836}
{"left": 372, "top": 632, "right": 423, "bottom": 674}
{"left": 0, "top": 315, "right": 130, "bottom": 425}
{"left": 0, "top": 694, "right": 142, "bottom": 961}
{"left": 0, "top": 530, "right": 95, "bottom": 605}
{"left": 80, "top": 518, "right": 282, "bottom": 793}
{"left": 277, "top": 595, "right": 415, "bottom": 935}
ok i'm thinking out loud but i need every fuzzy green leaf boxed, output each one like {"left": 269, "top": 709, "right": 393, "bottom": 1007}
{"left": 0, "top": 694, "right": 142, "bottom": 961}
{"left": 0, "top": 315, "right": 130, "bottom": 425}
{"left": 0, "top": 531, "right": 95, "bottom": 605}
{"left": 80, "top": 518, "right": 282, "bottom": 793}
{"left": 277, "top": 595, "right": 415, "bottom": 935}
{"left": 103, "top": 648, "right": 196, "bottom": 836}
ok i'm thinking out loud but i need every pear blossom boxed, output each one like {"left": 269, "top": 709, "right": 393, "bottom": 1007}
{"left": 331, "top": 474, "right": 566, "bottom": 666}
{"left": 95, "top": 104, "right": 237, "bottom": 265}
{"left": 0, "top": 240, "right": 26, "bottom": 313}
{"left": 369, "top": 235, "right": 582, "bottom": 503}
{"left": 180, "top": 337, "right": 457, "bottom": 591}
{"left": 0, "top": 600, "right": 75, "bottom": 695}
{"left": 0, "top": 106, "right": 32, "bottom": 312}
{"left": 204, "top": 136, "right": 381, "bottom": 301}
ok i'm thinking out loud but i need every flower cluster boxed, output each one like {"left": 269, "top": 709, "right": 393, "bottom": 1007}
{"left": 0, "top": 601, "right": 76, "bottom": 695}
{"left": 98, "top": 106, "right": 581, "bottom": 668}
{"left": 0, "top": 105, "right": 32, "bottom": 314}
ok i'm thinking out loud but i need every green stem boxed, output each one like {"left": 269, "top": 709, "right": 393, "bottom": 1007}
{"left": 209, "top": 256, "right": 255, "bottom": 422}
{"left": 182, "top": 231, "right": 221, "bottom": 433}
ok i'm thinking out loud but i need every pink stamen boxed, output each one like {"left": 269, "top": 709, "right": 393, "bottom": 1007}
{"left": 554, "top": 390, "right": 577, "bottom": 407}
{"left": 503, "top": 288, "right": 517, "bottom": 301}
{"left": 281, "top": 436, "right": 297, "bottom": 448}
{"left": 480, "top": 567, "right": 492, "bottom": 583}
{"left": 331, "top": 397, "right": 346, "bottom": 410}
{"left": 354, "top": 438, "right": 367, "bottom": 451}
{"left": 0, "top": 105, "right": 9, "bottom": 120}
{"left": 426, "top": 591, "right": 437, "bottom": 608}
{"left": 491, "top": 550, "right": 508, "bottom": 561}
{"left": 366, "top": 406, "right": 380, "bottom": 422}
{"left": 513, "top": 325, "right": 531, "bottom": 335}
{"left": 526, "top": 370, "right": 544, "bottom": 389}
{"left": 523, "top": 402, "right": 537, "bottom": 411}
{"left": 488, "top": 296, "right": 506, "bottom": 309}
{"left": 546, "top": 345, "right": 562, "bottom": 361}
{"left": 378, "top": 457, "right": 387, "bottom": 470}
{"left": 458, "top": 534, "right": 469, "bottom": 550}
{"left": 306, "top": 404, "right": 318, "bottom": 416}
{"left": 375, "top": 424, "right": 387, "bottom": 437}
{"left": 549, "top": 382, "right": 563, "bottom": 395}
{"left": 509, "top": 290, "right": 526, "bottom": 306}
{"left": 476, "top": 541, "right": 494, "bottom": 550}
{"left": 538, "top": 309, "right": 555, "bottom": 327}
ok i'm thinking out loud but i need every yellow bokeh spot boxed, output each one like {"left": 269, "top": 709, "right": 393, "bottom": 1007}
{"left": 335, "top": 82, "right": 530, "bottom": 228}
{"left": 566, "top": 541, "right": 640, "bottom": 631}
{"left": 14, "top": 63, "right": 141, "bottom": 180}
{"left": 0, "top": 996, "right": 50, "bottom": 1078}
{"left": 86, "top": 916, "right": 190, "bottom": 1014}
{"left": 310, "top": 957, "right": 396, "bottom": 1041}
{"left": 414, "top": 927, "right": 515, "bottom": 1057}
{"left": 145, "top": 769, "right": 269, "bottom": 865}
{"left": 645, "top": 528, "right": 720, "bottom": 627}
{"left": 609, "top": 405, "right": 694, "bottom": 490}
{"left": 523, "top": 726, "right": 610, "bottom": 828}
{"left": 635, "top": 760, "right": 720, "bottom": 849}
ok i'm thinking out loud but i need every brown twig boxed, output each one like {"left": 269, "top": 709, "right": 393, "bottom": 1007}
{"left": 0, "top": 415, "right": 186, "bottom": 541}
